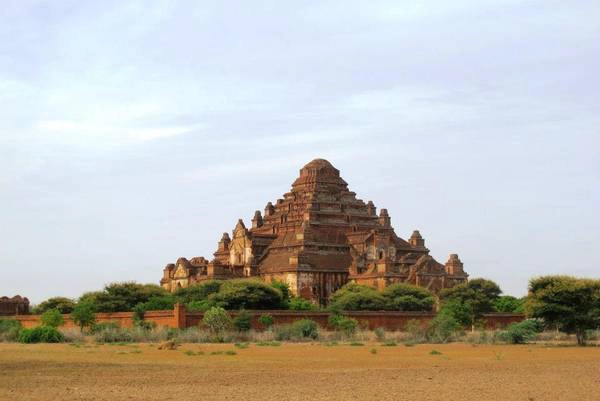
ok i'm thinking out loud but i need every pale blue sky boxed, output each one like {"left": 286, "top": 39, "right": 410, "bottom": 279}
{"left": 1, "top": 0, "right": 598, "bottom": 303}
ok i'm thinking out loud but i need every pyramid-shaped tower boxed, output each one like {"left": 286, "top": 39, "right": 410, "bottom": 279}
{"left": 161, "top": 159, "right": 468, "bottom": 304}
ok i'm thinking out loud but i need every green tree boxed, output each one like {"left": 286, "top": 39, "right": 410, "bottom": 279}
{"left": 258, "top": 314, "right": 274, "bottom": 329}
{"left": 71, "top": 300, "right": 96, "bottom": 332}
{"left": 203, "top": 306, "right": 232, "bottom": 341}
{"left": 209, "top": 279, "right": 283, "bottom": 310}
{"left": 174, "top": 280, "right": 223, "bottom": 304}
{"left": 78, "top": 282, "right": 169, "bottom": 312}
{"left": 439, "top": 278, "right": 502, "bottom": 331}
{"left": 527, "top": 276, "right": 600, "bottom": 345}
{"left": 329, "top": 283, "right": 387, "bottom": 311}
{"left": 288, "top": 297, "right": 317, "bottom": 310}
{"left": 40, "top": 308, "right": 64, "bottom": 328}
{"left": 382, "top": 283, "right": 435, "bottom": 311}
{"left": 233, "top": 309, "right": 252, "bottom": 332}
{"left": 494, "top": 295, "right": 525, "bottom": 313}
{"left": 34, "top": 297, "right": 76, "bottom": 314}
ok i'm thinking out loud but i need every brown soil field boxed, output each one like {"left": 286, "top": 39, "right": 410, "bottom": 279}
{"left": 1, "top": 342, "right": 599, "bottom": 401}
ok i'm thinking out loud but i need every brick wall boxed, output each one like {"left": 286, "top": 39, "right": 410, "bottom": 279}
{"left": 9, "top": 304, "right": 524, "bottom": 331}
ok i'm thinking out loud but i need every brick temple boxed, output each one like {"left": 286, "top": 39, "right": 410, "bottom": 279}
{"left": 161, "top": 159, "right": 468, "bottom": 304}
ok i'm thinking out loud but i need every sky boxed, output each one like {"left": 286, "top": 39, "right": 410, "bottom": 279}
{"left": 1, "top": 0, "right": 598, "bottom": 304}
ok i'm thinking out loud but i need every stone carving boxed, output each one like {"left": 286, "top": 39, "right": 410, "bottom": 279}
{"left": 160, "top": 159, "right": 468, "bottom": 304}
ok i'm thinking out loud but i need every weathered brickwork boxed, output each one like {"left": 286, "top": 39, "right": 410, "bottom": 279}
{"left": 0, "top": 295, "right": 29, "bottom": 316}
{"left": 161, "top": 159, "right": 468, "bottom": 304}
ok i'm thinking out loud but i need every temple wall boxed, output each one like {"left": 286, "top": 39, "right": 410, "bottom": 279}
{"left": 9, "top": 306, "right": 524, "bottom": 331}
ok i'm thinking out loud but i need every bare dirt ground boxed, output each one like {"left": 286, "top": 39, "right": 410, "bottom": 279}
{"left": 1, "top": 342, "right": 599, "bottom": 401}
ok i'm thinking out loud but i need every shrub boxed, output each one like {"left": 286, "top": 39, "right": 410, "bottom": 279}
{"left": 91, "top": 321, "right": 120, "bottom": 334}
{"left": 33, "top": 297, "right": 76, "bottom": 314}
{"left": 271, "top": 280, "right": 291, "bottom": 306}
{"left": 403, "top": 319, "right": 427, "bottom": 344}
{"left": 19, "top": 326, "right": 64, "bottom": 343}
{"left": 273, "top": 325, "right": 293, "bottom": 341}
{"left": 93, "top": 327, "right": 134, "bottom": 343}
{"left": 291, "top": 319, "right": 319, "bottom": 340}
{"left": 427, "top": 312, "right": 461, "bottom": 343}
{"left": 203, "top": 307, "right": 232, "bottom": 341}
{"left": 499, "top": 319, "right": 543, "bottom": 344}
{"left": 138, "top": 295, "right": 176, "bottom": 311}
{"left": 40, "top": 308, "right": 64, "bottom": 328}
{"left": 209, "top": 279, "right": 283, "bottom": 310}
{"left": 329, "top": 283, "right": 387, "bottom": 311}
{"left": 187, "top": 300, "right": 216, "bottom": 312}
{"left": 374, "top": 327, "right": 386, "bottom": 342}
{"left": 174, "top": 280, "right": 223, "bottom": 304}
{"left": 328, "top": 314, "right": 358, "bottom": 337}
{"left": 0, "top": 319, "right": 22, "bottom": 342}
{"left": 258, "top": 314, "right": 274, "bottom": 329}
{"left": 382, "top": 283, "right": 435, "bottom": 312}
{"left": 233, "top": 310, "right": 252, "bottom": 332}
{"left": 289, "top": 297, "right": 317, "bottom": 311}
{"left": 71, "top": 300, "right": 96, "bottom": 332}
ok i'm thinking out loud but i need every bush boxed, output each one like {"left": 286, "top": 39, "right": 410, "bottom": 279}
{"left": 258, "top": 314, "right": 274, "bottom": 329}
{"left": 71, "top": 300, "right": 96, "bottom": 332}
{"left": 174, "top": 280, "right": 223, "bottom": 304}
{"left": 403, "top": 319, "right": 427, "bottom": 344}
{"left": 329, "top": 283, "right": 387, "bottom": 311}
{"left": 288, "top": 297, "right": 317, "bottom": 311}
{"left": 209, "top": 279, "right": 283, "bottom": 310}
{"left": 382, "top": 284, "right": 435, "bottom": 312}
{"left": 33, "top": 297, "right": 76, "bottom": 314}
{"left": 271, "top": 280, "right": 291, "bottom": 306}
{"left": 291, "top": 319, "right": 319, "bottom": 340}
{"left": 138, "top": 295, "right": 176, "bottom": 311}
{"left": 19, "top": 326, "right": 64, "bottom": 343}
{"left": 187, "top": 300, "right": 217, "bottom": 312}
{"left": 40, "top": 309, "right": 64, "bottom": 328}
{"left": 93, "top": 327, "right": 133, "bottom": 343}
{"left": 499, "top": 319, "right": 543, "bottom": 344}
{"left": 203, "top": 307, "right": 232, "bottom": 341}
{"left": 0, "top": 319, "right": 22, "bottom": 342}
{"left": 233, "top": 310, "right": 252, "bottom": 332}
{"left": 374, "top": 327, "right": 386, "bottom": 342}
{"left": 90, "top": 321, "right": 120, "bottom": 334}
{"left": 427, "top": 312, "right": 461, "bottom": 343}
{"left": 328, "top": 314, "right": 358, "bottom": 337}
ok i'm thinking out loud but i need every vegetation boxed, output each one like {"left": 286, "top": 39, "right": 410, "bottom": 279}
{"left": 71, "top": 299, "right": 97, "bottom": 332}
{"left": 329, "top": 283, "right": 387, "bottom": 311}
{"left": 0, "top": 319, "right": 22, "bottom": 342}
{"left": 498, "top": 319, "right": 543, "bottom": 344}
{"left": 291, "top": 318, "right": 319, "bottom": 340}
{"left": 18, "top": 326, "right": 64, "bottom": 343}
{"left": 79, "top": 282, "right": 169, "bottom": 313}
{"left": 174, "top": 280, "right": 222, "bottom": 304}
{"left": 494, "top": 295, "right": 525, "bottom": 313}
{"left": 288, "top": 297, "right": 317, "bottom": 310}
{"left": 33, "top": 297, "right": 76, "bottom": 314}
{"left": 439, "top": 278, "right": 502, "bottom": 330}
{"left": 328, "top": 313, "right": 358, "bottom": 337}
{"left": 527, "top": 275, "right": 600, "bottom": 345}
{"left": 209, "top": 279, "right": 283, "bottom": 310}
{"left": 233, "top": 310, "right": 252, "bottom": 332}
{"left": 203, "top": 307, "right": 233, "bottom": 341}
{"left": 382, "top": 283, "right": 435, "bottom": 311}
{"left": 328, "top": 282, "right": 435, "bottom": 311}
{"left": 258, "top": 314, "right": 274, "bottom": 329}
{"left": 40, "top": 308, "right": 64, "bottom": 328}
{"left": 426, "top": 310, "right": 462, "bottom": 343}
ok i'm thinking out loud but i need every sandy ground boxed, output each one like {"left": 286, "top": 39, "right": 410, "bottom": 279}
{"left": 1, "top": 342, "right": 599, "bottom": 401}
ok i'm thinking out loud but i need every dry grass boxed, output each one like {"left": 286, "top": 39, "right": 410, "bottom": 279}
{"left": 1, "top": 342, "right": 599, "bottom": 401}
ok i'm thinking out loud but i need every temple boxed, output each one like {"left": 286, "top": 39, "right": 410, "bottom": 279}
{"left": 160, "top": 159, "right": 468, "bottom": 304}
